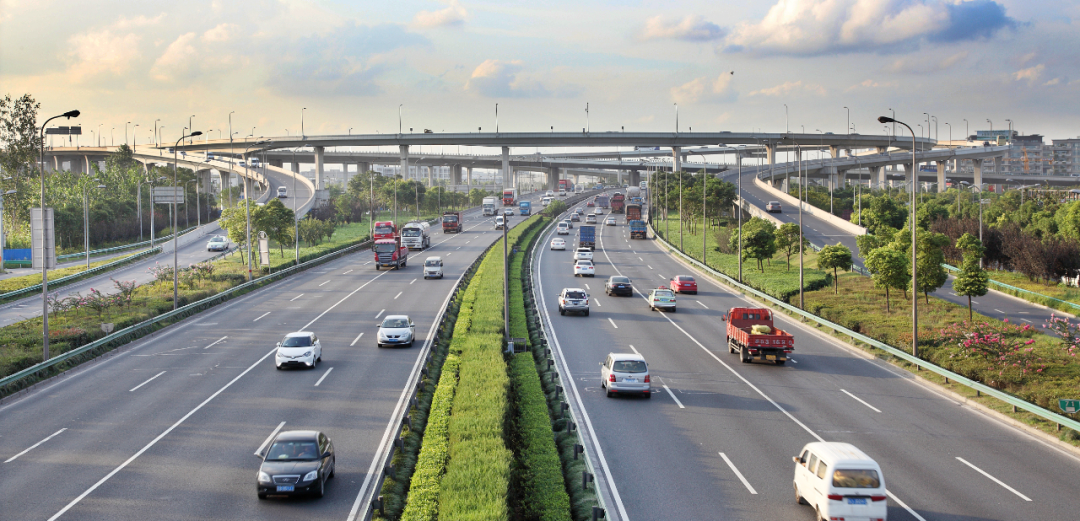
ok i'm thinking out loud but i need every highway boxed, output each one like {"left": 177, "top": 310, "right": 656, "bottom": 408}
{"left": 0, "top": 192, "right": 547, "bottom": 520}
{"left": 535, "top": 196, "right": 1080, "bottom": 521}
{"left": 732, "top": 169, "right": 1070, "bottom": 326}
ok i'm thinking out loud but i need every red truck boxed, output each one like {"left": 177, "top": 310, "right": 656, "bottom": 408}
{"left": 442, "top": 211, "right": 462, "bottom": 233}
{"left": 723, "top": 307, "right": 794, "bottom": 365}
{"left": 610, "top": 193, "right": 626, "bottom": 214}
{"left": 374, "top": 236, "right": 408, "bottom": 270}
{"left": 373, "top": 221, "right": 397, "bottom": 241}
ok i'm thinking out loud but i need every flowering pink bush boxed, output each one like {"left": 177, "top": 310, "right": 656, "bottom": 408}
{"left": 938, "top": 319, "right": 1043, "bottom": 376}
{"left": 1044, "top": 314, "right": 1079, "bottom": 358}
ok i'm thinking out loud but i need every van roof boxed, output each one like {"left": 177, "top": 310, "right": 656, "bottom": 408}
{"left": 803, "top": 442, "right": 879, "bottom": 467}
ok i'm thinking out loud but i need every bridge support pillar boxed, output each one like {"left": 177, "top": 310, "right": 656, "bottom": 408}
{"left": 548, "top": 168, "right": 560, "bottom": 191}
{"left": 993, "top": 156, "right": 1003, "bottom": 174}
{"left": 197, "top": 170, "right": 212, "bottom": 194}
{"left": 936, "top": 161, "right": 947, "bottom": 193}
{"left": 502, "top": 146, "right": 511, "bottom": 189}
{"left": 877, "top": 146, "right": 889, "bottom": 154}
{"left": 630, "top": 170, "right": 640, "bottom": 186}
{"left": 270, "top": 159, "right": 283, "bottom": 168}
{"left": 313, "top": 146, "right": 325, "bottom": 190}
{"left": 671, "top": 146, "right": 682, "bottom": 172}
{"left": 872, "top": 166, "right": 886, "bottom": 189}
{"left": 572, "top": 173, "right": 580, "bottom": 186}
{"left": 399, "top": 145, "right": 409, "bottom": 181}
{"left": 452, "top": 164, "right": 463, "bottom": 185}
{"left": 902, "top": 163, "right": 915, "bottom": 193}
{"left": 466, "top": 167, "right": 473, "bottom": 186}
{"left": 972, "top": 159, "right": 984, "bottom": 188}
{"left": 765, "top": 144, "right": 776, "bottom": 167}
{"left": 830, "top": 145, "right": 842, "bottom": 159}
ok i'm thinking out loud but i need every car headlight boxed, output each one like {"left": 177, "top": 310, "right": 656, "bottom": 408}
{"left": 258, "top": 471, "right": 272, "bottom": 483}
{"left": 303, "top": 470, "right": 319, "bottom": 482}
{"left": 303, "top": 350, "right": 313, "bottom": 357}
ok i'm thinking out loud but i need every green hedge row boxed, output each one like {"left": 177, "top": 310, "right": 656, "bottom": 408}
{"left": 400, "top": 354, "right": 461, "bottom": 521}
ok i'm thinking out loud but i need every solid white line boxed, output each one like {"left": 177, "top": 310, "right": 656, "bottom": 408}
{"left": 253, "top": 311, "right": 270, "bottom": 322}
{"left": 129, "top": 371, "right": 167, "bottom": 392}
{"left": 841, "top": 389, "right": 882, "bottom": 413}
{"left": 290, "top": 293, "right": 304, "bottom": 301}
{"left": 662, "top": 385, "right": 685, "bottom": 409}
{"left": 956, "top": 457, "right": 1032, "bottom": 501}
{"left": 376, "top": 309, "right": 385, "bottom": 318}
{"left": 50, "top": 348, "right": 279, "bottom": 521}
{"left": 314, "top": 367, "right": 334, "bottom": 387}
{"left": 394, "top": 291, "right": 403, "bottom": 299}
{"left": 718, "top": 452, "right": 757, "bottom": 494}
{"left": 255, "top": 421, "right": 287, "bottom": 457}
{"left": 5, "top": 428, "right": 67, "bottom": 463}
{"left": 203, "top": 335, "right": 228, "bottom": 349}
{"left": 344, "top": 269, "right": 353, "bottom": 274}
{"left": 319, "top": 280, "right": 331, "bottom": 286}
{"left": 410, "top": 278, "right": 417, "bottom": 284}
{"left": 696, "top": 300, "right": 708, "bottom": 309}
{"left": 608, "top": 318, "right": 618, "bottom": 329}
{"left": 350, "top": 332, "right": 364, "bottom": 346}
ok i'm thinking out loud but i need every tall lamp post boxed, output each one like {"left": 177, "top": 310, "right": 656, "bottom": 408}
{"left": 39, "top": 108, "right": 80, "bottom": 360}
{"left": 290, "top": 145, "right": 307, "bottom": 265}
{"left": 173, "top": 131, "right": 202, "bottom": 309}
{"left": 83, "top": 178, "right": 106, "bottom": 268}
{"left": 878, "top": 115, "right": 919, "bottom": 358}
{"left": 736, "top": 148, "right": 743, "bottom": 281}
{"left": 242, "top": 140, "right": 270, "bottom": 281}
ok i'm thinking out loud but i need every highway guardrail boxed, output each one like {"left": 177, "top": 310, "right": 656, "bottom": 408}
{"left": 943, "top": 263, "right": 1080, "bottom": 315}
{"left": 54, "top": 225, "right": 198, "bottom": 262}
{"left": 0, "top": 247, "right": 163, "bottom": 304}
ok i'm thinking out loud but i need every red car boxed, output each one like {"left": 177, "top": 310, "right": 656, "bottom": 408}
{"left": 586, "top": 201, "right": 595, "bottom": 207}
{"left": 669, "top": 275, "right": 697, "bottom": 294}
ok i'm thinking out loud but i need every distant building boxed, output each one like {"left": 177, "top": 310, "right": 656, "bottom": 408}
{"left": 1051, "top": 138, "right": 1080, "bottom": 176}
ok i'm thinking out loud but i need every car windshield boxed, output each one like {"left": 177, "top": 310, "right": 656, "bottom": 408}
{"left": 610, "top": 277, "right": 630, "bottom": 283}
{"left": 832, "top": 469, "right": 881, "bottom": 488}
{"left": 281, "top": 335, "right": 312, "bottom": 347}
{"left": 565, "top": 291, "right": 586, "bottom": 299}
{"left": 425, "top": 260, "right": 440, "bottom": 267}
{"left": 265, "top": 440, "right": 319, "bottom": 461}
{"left": 654, "top": 290, "right": 674, "bottom": 297}
{"left": 374, "top": 225, "right": 394, "bottom": 235}
{"left": 612, "top": 360, "right": 647, "bottom": 373}
{"left": 382, "top": 318, "right": 410, "bottom": 328}
{"left": 444, "top": 216, "right": 458, "bottom": 222}
{"left": 402, "top": 229, "right": 421, "bottom": 237}
{"left": 375, "top": 243, "right": 398, "bottom": 253}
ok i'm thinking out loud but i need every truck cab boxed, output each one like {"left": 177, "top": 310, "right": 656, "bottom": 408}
{"left": 400, "top": 222, "right": 431, "bottom": 250}
{"left": 442, "top": 212, "right": 462, "bottom": 233}
{"left": 723, "top": 307, "right": 794, "bottom": 364}
{"left": 373, "top": 221, "right": 397, "bottom": 241}
{"left": 374, "top": 237, "right": 408, "bottom": 270}
{"left": 519, "top": 200, "right": 532, "bottom": 216}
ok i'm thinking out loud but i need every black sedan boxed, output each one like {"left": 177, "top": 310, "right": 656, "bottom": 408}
{"left": 257, "top": 430, "right": 335, "bottom": 499}
{"left": 605, "top": 276, "right": 633, "bottom": 296}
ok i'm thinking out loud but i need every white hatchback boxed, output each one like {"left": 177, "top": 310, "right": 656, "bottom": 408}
{"left": 573, "top": 259, "right": 595, "bottom": 277}
{"left": 550, "top": 238, "right": 567, "bottom": 250}
{"left": 557, "top": 222, "right": 570, "bottom": 235}
{"left": 600, "top": 353, "right": 650, "bottom": 398}
{"left": 275, "top": 332, "right": 322, "bottom": 370}
{"left": 573, "top": 248, "right": 593, "bottom": 261}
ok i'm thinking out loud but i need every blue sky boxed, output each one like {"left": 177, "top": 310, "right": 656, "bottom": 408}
{"left": 2, "top": 0, "right": 1078, "bottom": 147}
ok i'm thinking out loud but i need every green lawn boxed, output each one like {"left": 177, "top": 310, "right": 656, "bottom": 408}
{"left": 980, "top": 269, "right": 1080, "bottom": 306}
{"left": 0, "top": 251, "right": 147, "bottom": 295}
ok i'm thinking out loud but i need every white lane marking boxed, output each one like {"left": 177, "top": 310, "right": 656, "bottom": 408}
{"left": 350, "top": 332, "right": 364, "bottom": 346}
{"left": 253, "top": 312, "right": 270, "bottom": 322}
{"left": 1021, "top": 318, "right": 1032, "bottom": 323}
{"left": 300, "top": 272, "right": 390, "bottom": 333}
{"left": 994, "top": 309, "right": 1004, "bottom": 314}
{"left": 203, "top": 336, "right": 228, "bottom": 349}
{"left": 255, "top": 421, "right": 287, "bottom": 457}
{"left": 840, "top": 389, "right": 882, "bottom": 413}
{"left": 1017, "top": 311, "right": 1029, "bottom": 314}
{"left": 790, "top": 359, "right": 798, "bottom": 364}
{"left": 344, "top": 270, "right": 353, "bottom": 274}
{"left": 5, "top": 428, "right": 67, "bottom": 463}
{"left": 972, "top": 301, "right": 979, "bottom": 305}
{"left": 662, "top": 385, "right": 685, "bottom": 409}
{"left": 456, "top": 246, "right": 462, "bottom": 250}
{"left": 647, "top": 265, "right": 654, "bottom": 270}
{"left": 364, "top": 261, "right": 371, "bottom": 265}
{"left": 319, "top": 280, "right": 331, "bottom": 287}
{"left": 447, "top": 252, "right": 453, "bottom": 256}
{"left": 594, "top": 299, "right": 602, "bottom": 308}
{"left": 658, "top": 274, "right": 665, "bottom": 279}
{"left": 718, "top": 452, "right": 757, "bottom": 494}
{"left": 394, "top": 291, "right": 403, "bottom": 299}
{"left": 596, "top": 224, "right": 928, "bottom": 521}
{"left": 290, "top": 293, "right": 304, "bottom": 301}
{"left": 314, "top": 367, "right": 334, "bottom": 387}
{"left": 375, "top": 309, "right": 385, "bottom": 318}
{"left": 955, "top": 457, "right": 1032, "bottom": 501}
{"left": 608, "top": 318, "right": 618, "bottom": 329}
{"left": 628, "top": 345, "right": 640, "bottom": 355}
{"left": 50, "top": 348, "right": 280, "bottom": 521}
{"left": 585, "top": 284, "right": 591, "bottom": 290}
{"left": 466, "top": 240, "right": 471, "bottom": 244}
{"left": 129, "top": 371, "right": 167, "bottom": 392}
{"left": 696, "top": 300, "right": 708, "bottom": 309}
{"left": 410, "top": 279, "right": 417, "bottom": 285}
{"left": 638, "top": 257, "right": 643, "bottom": 261}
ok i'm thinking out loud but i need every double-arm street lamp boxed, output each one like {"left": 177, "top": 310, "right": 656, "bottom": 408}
{"left": 174, "top": 130, "right": 202, "bottom": 309}
{"left": 40, "top": 109, "right": 80, "bottom": 360}
{"left": 878, "top": 115, "right": 919, "bottom": 358}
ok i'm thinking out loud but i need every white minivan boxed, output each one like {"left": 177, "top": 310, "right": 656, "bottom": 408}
{"left": 793, "top": 442, "right": 887, "bottom": 521}
{"left": 423, "top": 256, "right": 443, "bottom": 279}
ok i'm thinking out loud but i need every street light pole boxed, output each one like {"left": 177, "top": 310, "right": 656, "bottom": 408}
{"left": 40, "top": 109, "right": 80, "bottom": 360}
{"left": 301, "top": 107, "right": 306, "bottom": 138}
{"left": 174, "top": 131, "right": 201, "bottom": 309}
{"left": 784, "top": 104, "right": 789, "bottom": 133}
{"left": 844, "top": 106, "right": 849, "bottom": 135}
{"left": 737, "top": 149, "right": 743, "bottom": 282}
{"left": 878, "top": 115, "right": 918, "bottom": 358}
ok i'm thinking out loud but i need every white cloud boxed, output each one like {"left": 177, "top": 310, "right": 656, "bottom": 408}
{"left": 464, "top": 59, "right": 577, "bottom": 98}
{"left": 114, "top": 13, "right": 166, "bottom": 29}
{"left": 885, "top": 50, "right": 968, "bottom": 74}
{"left": 150, "top": 32, "right": 198, "bottom": 82}
{"left": 748, "top": 80, "right": 826, "bottom": 97}
{"left": 414, "top": 0, "right": 467, "bottom": 28}
{"left": 844, "top": 78, "right": 898, "bottom": 92}
{"left": 1013, "top": 64, "right": 1044, "bottom": 84}
{"left": 1043, "top": 78, "right": 1060, "bottom": 86}
{"left": 671, "top": 71, "right": 735, "bottom": 103}
{"left": 641, "top": 15, "right": 726, "bottom": 41}
{"left": 202, "top": 23, "right": 238, "bottom": 42}
{"left": 65, "top": 29, "right": 142, "bottom": 81}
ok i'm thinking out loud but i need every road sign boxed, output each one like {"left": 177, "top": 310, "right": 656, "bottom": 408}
{"left": 1060, "top": 399, "right": 1080, "bottom": 414}
{"left": 31, "top": 208, "right": 56, "bottom": 269}
{"left": 153, "top": 187, "right": 185, "bottom": 204}
{"left": 258, "top": 231, "right": 270, "bottom": 267}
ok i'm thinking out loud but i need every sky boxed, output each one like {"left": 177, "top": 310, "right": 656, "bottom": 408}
{"left": 2, "top": 0, "right": 1079, "bottom": 150}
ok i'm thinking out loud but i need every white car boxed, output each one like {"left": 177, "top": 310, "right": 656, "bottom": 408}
{"left": 550, "top": 238, "right": 567, "bottom": 250}
{"left": 503, "top": 208, "right": 515, "bottom": 216}
{"left": 600, "top": 352, "right": 651, "bottom": 398}
{"left": 546, "top": 190, "right": 555, "bottom": 197}
{"left": 585, "top": 214, "right": 597, "bottom": 224}
{"left": 557, "top": 222, "right": 570, "bottom": 235}
{"left": 275, "top": 332, "right": 322, "bottom": 370}
{"left": 573, "top": 248, "right": 593, "bottom": 261}
{"left": 558, "top": 288, "right": 589, "bottom": 316}
{"left": 423, "top": 256, "right": 443, "bottom": 279}
{"left": 495, "top": 216, "right": 506, "bottom": 230}
{"left": 794, "top": 442, "right": 887, "bottom": 521}
{"left": 377, "top": 315, "right": 415, "bottom": 348}
{"left": 574, "top": 259, "right": 595, "bottom": 277}
{"left": 594, "top": 207, "right": 604, "bottom": 215}
{"left": 604, "top": 217, "right": 617, "bottom": 226}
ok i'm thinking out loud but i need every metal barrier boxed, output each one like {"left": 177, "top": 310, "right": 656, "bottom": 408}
{"left": 0, "top": 237, "right": 373, "bottom": 397}
{"left": 651, "top": 223, "right": 1080, "bottom": 434}
{"left": 942, "top": 264, "right": 1080, "bottom": 314}
{"left": 55, "top": 226, "right": 199, "bottom": 262}
{"left": 0, "top": 247, "right": 163, "bottom": 303}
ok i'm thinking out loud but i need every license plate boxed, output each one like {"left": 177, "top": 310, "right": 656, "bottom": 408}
{"left": 847, "top": 497, "right": 867, "bottom": 505}
{"left": 766, "top": 355, "right": 777, "bottom": 360}
{"left": 277, "top": 485, "right": 295, "bottom": 492}
{"left": 624, "top": 377, "right": 637, "bottom": 383}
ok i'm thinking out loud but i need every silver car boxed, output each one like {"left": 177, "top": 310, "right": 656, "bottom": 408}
{"left": 557, "top": 288, "right": 590, "bottom": 316}
{"left": 377, "top": 315, "right": 415, "bottom": 348}
{"left": 600, "top": 353, "right": 651, "bottom": 398}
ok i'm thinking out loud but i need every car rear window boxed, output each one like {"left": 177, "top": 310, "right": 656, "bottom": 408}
{"left": 565, "top": 291, "right": 585, "bottom": 299}
{"left": 832, "top": 469, "right": 881, "bottom": 488}
{"left": 612, "top": 360, "right": 647, "bottom": 373}
{"left": 679, "top": 276, "right": 695, "bottom": 282}
{"left": 610, "top": 277, "right": 629, "bottom": 283}
{"left": 576, "top": 260, "right": 593, "bottom": 266}
{"left": 281, "top": 336, "right": 312, "bottom": 347}
{"left": 654, "top": 290, "right": 673, "bottom": 297}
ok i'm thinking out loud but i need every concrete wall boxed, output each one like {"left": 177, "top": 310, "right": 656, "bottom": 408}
{"left": 753, "top": 176, "right": 867, "bottom": 236}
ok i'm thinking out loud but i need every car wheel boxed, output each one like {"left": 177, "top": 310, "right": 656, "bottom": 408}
{"left": 727, "top": 339, "right": 734, "bottom": 353}
{"left": 794, "top": 484, "right": 804, "bottom": 505}
{"left": 670, "top": 307, "right": 676, "bottom": 312}
{"left": 816, "top": 507, "right": 824, "bottom": 521}
{"left": 584, "top": 310, "right": 590, "bottom": 316}
{"left": 276, "top": 364, "right": 283, "bottom": 370}
{"left": 313, "top": 475, "right": 325, "bottom": 498}
{"left": 741, "top": 351, "right": 751, "bottom": 364}
{"left": 329, "top": 458, "right": 336, "bottom": 478}
{"left": 408, "top": 339, "right": 414, "bottom": 347}
{"left": 258, "top": 493, "right": 268, "bottom": 500}
{"left": 375, "top": 265, "right": 380, "bottom": 271}
{"left": 776, "top": 359, "right": 786, "bottom": 366}
{"left": 644, "top": 391, "right": 652, "bottom": 399}
{"left": 559, "top": 308, "right": 565, "bottom": 315}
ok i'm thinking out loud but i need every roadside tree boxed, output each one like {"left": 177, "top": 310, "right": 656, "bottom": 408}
{"left": 817, "top": 244, "right": 853, "bottom": 294}
{"left": 774, "top": 222, "right": 809, "bottom": 271}
{"left": 952, "top": 233, "right": 989, "bottom": 321}
{"left": 865, "top": 246, "right": 909, "bottom": 312}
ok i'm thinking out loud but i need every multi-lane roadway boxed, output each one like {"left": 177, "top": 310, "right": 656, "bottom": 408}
{"left": 537, "top": 196, "right": 1080, "bottom": 521}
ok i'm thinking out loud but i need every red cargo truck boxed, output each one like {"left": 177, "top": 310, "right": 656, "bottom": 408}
{"left": 374, "top": 236, "right": 408, "bottom": 270}
{"left": 442, "top": 211, "right": 462, "bottom": 233}
{"left": 373, "top": 221, "right": 397, "bottom": 241}
{"left": 723, "top": 307, "right": 794, "bottom": 365}
{"left": 610, "top": 193, "right": 626, "bottom": 213}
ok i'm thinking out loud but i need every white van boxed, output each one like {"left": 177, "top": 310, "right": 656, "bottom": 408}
{"left": 793, "top": 442, "right": 887, "bottom": 521}
{"left": 542, "top": 197, "right": 553, "bottom": 207}
{"left": 277, "top": 186, "right": 287, "bottom": 198}
{"left": 495, "top": 216, "right": 506, "bottom": 230}
{"left": 423, "top": 256, "right": 443, "bottom": 279}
